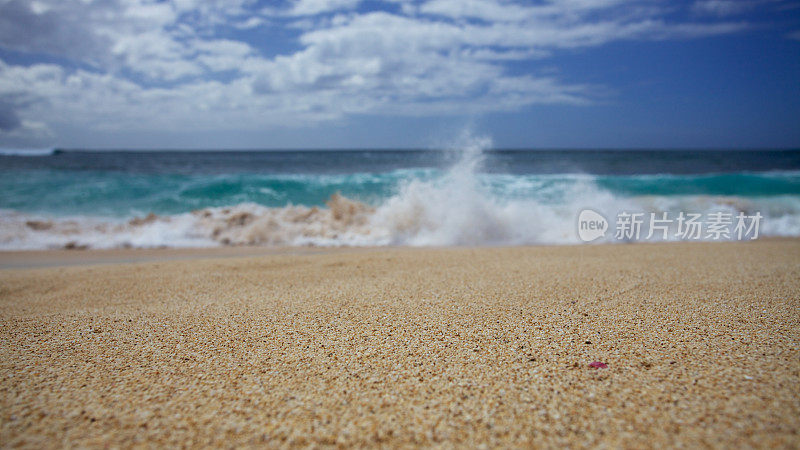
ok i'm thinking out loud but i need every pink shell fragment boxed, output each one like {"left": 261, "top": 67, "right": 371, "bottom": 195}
{"left": 589, "top": 361, "right": 608, "bottom": 369}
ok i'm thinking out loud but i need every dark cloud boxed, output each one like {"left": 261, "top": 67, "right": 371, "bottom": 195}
{"left": 0, "top": 101, "right": 22, "bottom": 132}
{"left": 0, "top": 0, "right": 112, "bottom": 63}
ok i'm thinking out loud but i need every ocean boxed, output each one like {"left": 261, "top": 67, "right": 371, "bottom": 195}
{"left": 1, "top": 144, "right": 799, "bottom": 249}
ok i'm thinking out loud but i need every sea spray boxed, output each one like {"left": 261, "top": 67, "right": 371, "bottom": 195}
{"left": 369, "top": 131, "right": 518, "bottom": 245}
{"left": 0, "top": 135, "right": 600, "bottom": 248}
{"left": 368, "top": 131, "right": 641, "bottom": 245}
{"left": 2, "top": 147, "right": 800, "bottom": 249}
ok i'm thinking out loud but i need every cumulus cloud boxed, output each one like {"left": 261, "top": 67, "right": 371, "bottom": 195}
{"left": 0, "top": 103, "right": 21, "bottom": 131}
{"left": 0, "top": 0, "right": 755, "bottom": 146}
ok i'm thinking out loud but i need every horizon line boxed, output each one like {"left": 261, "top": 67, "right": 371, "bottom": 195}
{"left": 6, "top": 146, "right": 798, "bottom": 153}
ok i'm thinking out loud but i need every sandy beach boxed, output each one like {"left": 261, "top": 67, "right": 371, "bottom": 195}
{"left": 1, "top": 241, "right": 798, "bottom": 448}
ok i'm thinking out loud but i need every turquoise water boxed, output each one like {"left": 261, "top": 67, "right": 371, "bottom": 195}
{"left": 2, "top": 169, "right": 798, "bottom": 217}
{"left": 1, "top": 149, "right": 799, "bottom": 248}
{"left": 0, "top": 169, "right": 421, "bottom": 216}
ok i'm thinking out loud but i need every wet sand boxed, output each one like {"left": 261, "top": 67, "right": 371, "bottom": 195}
{"left": 1, "top": 241, "right": 799, "bottom": 447}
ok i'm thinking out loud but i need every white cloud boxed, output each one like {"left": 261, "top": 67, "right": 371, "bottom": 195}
{"left": 419, "top": 0, "right": 536, "bottom": 22}
{"left": 245, "top": 11, "right": 586, "bottom": 115}
{"left": 691, "top": 0, "right": 760, "bottom": 16}
{"left": 193, "top": 39, "right": 255, "bottom": 72}
{"left": 261, "top": 0, "right": 364, "bottom": 17}
{"left": 289, "top": 0, "right": 363, "bottom": 16}
{"left": 234, "top": 16, "right": 266, "bottom": 29}
{"left": 110, "top": 31, "right": 204, "bottom": 81}
{"left": 0, "top": 0, "right": 755, "bottom": 146}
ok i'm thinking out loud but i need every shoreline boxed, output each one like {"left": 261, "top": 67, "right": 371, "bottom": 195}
{"left": 2, "top": 240, "right": 798, "bottom": 447}
{"left": 0, "top": 245, "right": 342, "bottom": 270}
{"left": 1, "top": 237, "right": 796, "bottom": 270}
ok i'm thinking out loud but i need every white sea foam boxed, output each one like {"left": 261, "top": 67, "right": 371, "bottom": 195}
{"left": 1, "top": 138, "right": 800, "bottom": 250}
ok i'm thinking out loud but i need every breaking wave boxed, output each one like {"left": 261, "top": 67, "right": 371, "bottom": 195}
{"left": 1, "top": 138, "right": 800, "bottom": 250}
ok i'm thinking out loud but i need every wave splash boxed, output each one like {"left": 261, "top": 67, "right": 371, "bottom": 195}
{"left": 0, "top": 194, "right": 374, "bottom": 250}
{"left": 366, "top": 132, "right": 610, "bottom": 245}
{"left": 2, "top": 137, "right": 800, "bottom": 249}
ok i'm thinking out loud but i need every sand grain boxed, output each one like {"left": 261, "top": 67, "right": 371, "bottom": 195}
{"left": 1, "top": 241, "right": 799, "bottom": 448}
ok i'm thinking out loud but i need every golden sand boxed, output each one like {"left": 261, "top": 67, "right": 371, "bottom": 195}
{"left": 1, "top": 241, "right": 799, "bottom": 448}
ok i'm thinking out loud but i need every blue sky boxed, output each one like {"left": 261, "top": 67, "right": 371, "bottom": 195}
{"left": 0, "top": 0, "right": 798, "bottom": 149}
